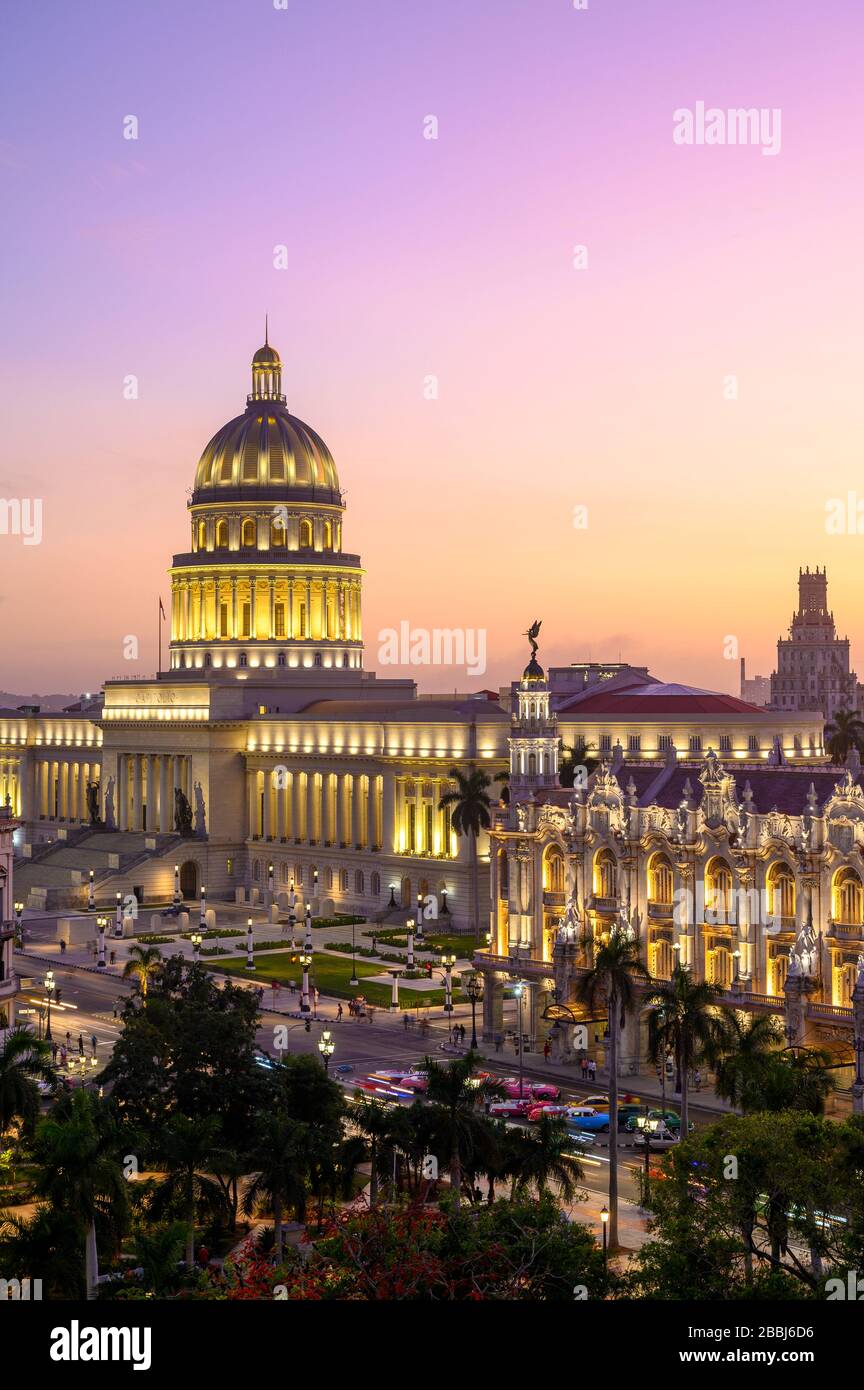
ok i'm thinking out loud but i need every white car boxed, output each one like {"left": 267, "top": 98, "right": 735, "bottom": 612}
{"left": 633, "top": 1120, "right": 679, "bottom": 1150}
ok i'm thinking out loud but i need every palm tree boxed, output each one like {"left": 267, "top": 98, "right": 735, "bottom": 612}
{"left": 121, "top": 944, "right": 163, "bottom": 999}
{"left": 711, "top": 1010, "right": 784, "bottom": 1111}
{"left": 645, "top": 965, "right": 721, "bottom": 1139}
{"left": 349, "top": 1096, "right": 396, "bottom": 1206}
{"left": 506, "top": 1114, "right": 583, "bottom": 1202}
{"left": 727, "top": 1046, "right": 836, "bottom": 1115}
{"left": 421, "top": 1052, "right": 505, "bottom": 1209}
{"left": 575, "top": 926, "right": 650, "bottom": 1249}
{"left": 0, "top": 1026, "right": 55, "bottom": 1138}
{"left": 242, "top": 1113, "right": 310, "bottom": 1259}
{"left": 31, "top": 1089, "right": 129, "bottom": 1299}
{"left": 559, "top": 738, "right": 599, "bottom": 788}
{"left": 439, "top": 766, "right": 495, "bottom": 941}
{"left": 132, "top": 1222, "right": 188, "bottom": 1295}
{"left": 824, "top": 709, "right": 864, "bottom": 764}
{"left": 150, "top": 1114, "right": 227, "bottom": 1270}
{"left": 0, "top": 1205, "right": 83, "bottom": 1299}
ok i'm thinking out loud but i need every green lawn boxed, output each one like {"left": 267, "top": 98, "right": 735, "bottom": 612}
{"left": 362, "top": 929, "right": 480, "bottom": 958}
{"left": 217, "top": 950, "right": 459, "bottom": 1009}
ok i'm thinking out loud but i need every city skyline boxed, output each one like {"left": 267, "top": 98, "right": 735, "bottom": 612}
{"left": 3, "top": 0, "right": 864, "bottom": 693}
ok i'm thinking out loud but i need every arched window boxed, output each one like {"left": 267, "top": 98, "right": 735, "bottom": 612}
{"left": 371, "top": 871, "right": 381, "bottom": 897}
{"left": 498, "top": 849, "right": 509, "bottom": 900}
{"left": 325, "top": 866, "right": 333, "bottom": 889}
{"left": 239, "top": 652, "right": 247, "bottom": 668}
{"left": 355, "top": 870, "right": 364, "bottom": 893}
{"left": 648, "top": 852, "right": 674, "bottom": 905}
{"left": 241, "top": 518, "right": 256, "bottom": 548}
{"left": 299, "top": 518, "right": 312, "bottom": 548}
{"left": 314, "top": 652, "right": 322, "bottom": 667}
{"left": 340, "top": 868, "right": 349, "bottom": 892}
{"left": 834, "top": 868, "right": 863, "bottom": 924}
{"left": 215, "top": 518, "right": 229, "bottom": 548}
{"left": 197, "top": 520, "right": 207, "bottom": 550}
{"left": 323, "top": 520, "right": 332, "bottom": 549}
{"left": 767, "top": 863, "right": 796, "bottom": 921}
{"left": 593, "top": 849, "right": 617, "bottom": 900}
{"left": 706, "top": 858, "right": 733, "bottom": 919}
{"left": 270, "top": 518, "right": 286, "bottom": 548}
{"left": 543, "top": 846, "right": 565, "bottom": 894}
{"left": 277, "top": 652, "right": 286, "bottom": 667}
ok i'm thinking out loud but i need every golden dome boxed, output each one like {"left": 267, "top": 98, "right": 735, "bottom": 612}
{"left": 194, "top": 406, "right": 340, "bottom": 498}
{"left": 252, "top": 342, "right": 281, "bottom": 366}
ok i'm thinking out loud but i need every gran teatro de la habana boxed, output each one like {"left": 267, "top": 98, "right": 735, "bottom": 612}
{"left": 1, "top": 334, "right": 862, "bottom": 1086}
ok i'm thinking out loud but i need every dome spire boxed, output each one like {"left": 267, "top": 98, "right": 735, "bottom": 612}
{"left": 250, "top": 324, "right": 285, "bottom": 405}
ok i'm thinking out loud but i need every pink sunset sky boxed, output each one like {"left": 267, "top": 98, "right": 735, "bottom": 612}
{"left": 2, "top": 0, "right": 863, "bottom": 696}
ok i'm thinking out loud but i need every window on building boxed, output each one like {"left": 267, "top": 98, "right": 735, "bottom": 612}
{"left": 271, "top": 519, "right": 286, "bottom": 548}
{"left": 340, "top": 868, "right": 349, "bottom": 891}
{"left": 215, "top": 519, "right": 229, "bottom": 547}
{"left": 658, "top": 735, "right": 674, "bottom": 751}
{"left": 219, "top": 604, "right": 229, "bottom": 638}
{"left": 314, "top": 652, "right": 322, "bottom": 667}
{"left": 628, "top": 734, "right": 641, "bottom": 753}
{"left": 599, "top": 734, "right": 612, "bottom": 753}
{"left": 355, "top": 870, "right": 364, "bottom": 893}
{"left": 748, "top": 735, "right": 759, "bottom": 752}
{"left": 241, "top": 603, "right": 251, "bottom": 638}
{"left": 274, "top": 603, "right": 285, "bottom": 637}
{"left": 226, "top": 857, "right": 234, "bottom": 875}
{"left": 277, "top": 652, "right": 286, "bottom": 667}
{"left": 325, "top": 866, "right": 333, "bottom": 889}
{"left": 689, "top": 734, "right": 702, "bottom": 753}
{"left": 299, "top": 519, "right": 313, "bottom": 548}
{"left": 719, "top": 734, "right": 731, "bottom": 753}
{"left": 241, "top": 518, "right": 256, "bottom": 547}
{"left": 239, "top": 652, "right": 248, "bottom": 668}
{"left": 371, "top": 871, "right": 381, "bottom": 896}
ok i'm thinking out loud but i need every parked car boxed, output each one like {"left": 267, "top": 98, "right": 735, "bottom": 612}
{"left": 499, "top": 1078, "right": 560, "bottom": 1100}
{"left": 488, "top": 1098, "right": 535, "bottom": 1119}
{"left": 626, "top": 1109, "right": 692, "bottom": 1134}
{"left": 633, "top": 1120, "right": 679, "bottom": 1150}
{"left": 528, "top": 1082, "right": 560, "bottom": 1101}
{"left": 526, "top": 1102, "right": 572, "bottom": 1122}
{"left": 566, "top": 1107, "right": 612, "bottom": 1134}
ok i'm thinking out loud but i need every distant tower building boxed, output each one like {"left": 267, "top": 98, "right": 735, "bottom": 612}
{"left": 509, "top": 636, "right": 559, "bottom": 803}
{"left": 770, "top": 567, "right": 859, "bottom": 720}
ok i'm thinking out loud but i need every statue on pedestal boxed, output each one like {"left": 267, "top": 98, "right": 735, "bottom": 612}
{"left": 86, "top": 781, "right": 102, "bottom": 826}
{"left": 174, "top": 787, "right": 194, "bottom": 837}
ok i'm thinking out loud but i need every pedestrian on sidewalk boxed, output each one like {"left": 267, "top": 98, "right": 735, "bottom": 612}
{"left": 110, "top": 950, "right": 116, "bottom": 965}
{"left": 91, "top": 1034, "right": 98, "bottom": 1057}
{"left": 403, "top": 1012, "right": 410, "bottom": 1031}
{"left": 78, "top": 1033, "right": 84, "bottom": 1056}
{"left": 543, "top": 1039, "right": 551, "bottom": 1063}
{"left": 112, "top": 1002, "right": 118, "bottom": 1020}
{"left": 60, "top": 939, "right": 67, "bottom": 955}
{"left": 580, "top": 1054, "right": 589, "bottom": 1081}
{"left": 494, "top": 1033, "right": 503, "bottom": 1053}
{"left": 51, "top": 1042, "right": 58, "bottom": 1063}
{"left": 60, "top": 1045, "right": 67, "bottom": 1066}
{"left": 65, "top": 1030, "right": 71, "bottom": 1050}
{"left": 336, "top": 1003, "right": 343, "bottom": 1022}
{"left": 588, "top": 1057, "right": 596, "bottom": 1082}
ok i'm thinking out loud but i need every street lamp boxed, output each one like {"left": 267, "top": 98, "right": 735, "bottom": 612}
{"left": 465, "top": 971, "right": 484, "bottom": 1050}
{"left": 14, "top": 901, "right": 23, "bottom": 946}
{"left": 173, "top": 863, "right": 181, "bottom": 904}
{"left": 304, "top": 902, "right": 313, "bottom": 950}
{"left": 190, "top": 931, "right": 203, "bottom": 963}
{"left": 268, "top": 863, "right": 275, "bottom": 901}
{"left": 441, "top": 953, "right": 456, "bottom": 1016}
{"left": 318, "top": 1028, "right": 334, "bottom": 1074}
{"left": 854, "top": 1035, "right": 864, "bottom": 1088}
{"left": 115, "top": 891, "right": 123, "bottom": 937}
{"left": 299, "top": 951, "right": 312, "bottom": 1013}
{"left": 509, "top": 944, "right": 527, "bottom": 1094}
{"left": 416, "top": 891, "right": 425, "bottom": 942}
{"left": 246, "top": 917, "right": 255, "bottom": 971}
{"left": 600, "top": 1205, "right": 609, "bottom": 1266}
{"left": 349, "top": 915, "right": 359, "bottom": 987}
{"left": 732, "top": 949, "right": 741, "bottom": 986}
{"left": 288, "top": 878, "right": 297, "bottom": 946}
{"left": 199, "top": 885, "right": 207, "bottom": 930}
{"left": 389, "top": 969, "right": 402, "bottom": 1011}
{"left": 88, "top": 870, "right": 95, "bottom": 911}
{"left": 96, "top": 915, "right": 107, "bottom": 970}
{"left": 45, "top": 969, "right": 55, "bottom": 1042}
{"left": 406, "top": 918, "right": 415, "bottom": 970}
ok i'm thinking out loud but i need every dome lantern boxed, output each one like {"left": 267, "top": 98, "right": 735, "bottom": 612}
{"left": 249, "top": 316, "right": 285, "bottom": 404}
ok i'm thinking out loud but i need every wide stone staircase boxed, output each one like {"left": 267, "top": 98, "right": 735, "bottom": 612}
{"left": 15, "top": 829, "right": 182, "bottom": 910}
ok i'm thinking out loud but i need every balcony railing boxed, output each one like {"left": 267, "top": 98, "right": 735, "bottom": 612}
{"left": 807, "top": 1002, "right": 853, "bottom": 1021}
{"left": 829, "top": 921, "right": 864, "bottom": 939}
{"left": 647, "top": 900, "right": 674, "bottom": 919}
{"left": 542, "top": 890, "right": 566, "bottom": 907}
{"left": 588, "top": 895, "right": 619, "bottom": 914}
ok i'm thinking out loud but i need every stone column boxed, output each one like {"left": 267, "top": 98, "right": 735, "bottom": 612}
{"left": 276, "top": 774, "right": 286, "bottom": 840}
{"left": 118, "top": 755, "right": 128, "bottom": 831}
{"left": 382, "top": 772, "right": 396, "bottom": 854}
{"left": 292, "top": 772, "right": 304, "bottom": 843}
{"left": 159, "top": 757, "right": 170, "bottom": 832}
{"left": 852, "top": 970, "right": 864, "bottom": 1116}
{"left": 335, "top": 774, "right": 346, "bottom": 846}
{"left": 350, "top": 776, "right": 361, "bottom": 848}
{"left": 262, "top": 769, "right": 272, "bottom": 840}
{"left": 367, "top": 774, "right": 378, "bottom": 849}
{"left": 131, "top": 756, "right": 142, "bottom": 831}
{"left": 246, "top": 770, "right": 257, "bottom": 838}
{"left": 482, "top": 973, "right": 505, "bottom": 1042}
{"left": 145, "top": 756, "right": 156, "bottom": 833}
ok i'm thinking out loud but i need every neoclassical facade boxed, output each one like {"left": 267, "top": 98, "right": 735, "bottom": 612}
{"left": 478, "top": 648, "right": 864, "bottom": 1084}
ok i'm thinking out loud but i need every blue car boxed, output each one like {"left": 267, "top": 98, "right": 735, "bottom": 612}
{"left": 565, "top": 1108, "right": 612, "bottom": 1134}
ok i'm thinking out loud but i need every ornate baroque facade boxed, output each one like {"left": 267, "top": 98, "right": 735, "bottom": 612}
{"left": 478, "top": 645, "right": 864, "bottom": 1083}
